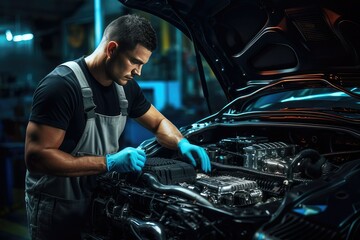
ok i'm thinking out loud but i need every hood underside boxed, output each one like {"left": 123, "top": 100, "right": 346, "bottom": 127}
{"left": 119, "top": 0, "right": 360, "bottom": 99}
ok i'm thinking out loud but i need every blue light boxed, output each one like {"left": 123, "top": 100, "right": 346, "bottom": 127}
{"left": 5, "top": 30, "right": 34, "bottom": 42}
{"left": 293, "top": 205, "right": 327, "bottom": 216}
{"left": 281, "top": 92, "right": 346, "bottom": 102}
{"left": 5, "top": 30, "right": 13, "bottom": 41}
{"left": 94, "top": 0, "right": 103, "bottom": 46}
{"left": 13, "top": 33, "right": 34, "bottom": 42}
{"left": 254, "top": 232, "right": 266, "bottom": 240}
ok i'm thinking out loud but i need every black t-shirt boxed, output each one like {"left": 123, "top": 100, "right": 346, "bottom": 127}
{"left": 30, "top": 57, "right": 151, "bottom": 153}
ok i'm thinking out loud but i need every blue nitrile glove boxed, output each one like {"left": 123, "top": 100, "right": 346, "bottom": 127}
{"left": 178, "top": 138, "right": 211, "bottom": 173}
{"left": 106, "top": 147, "right": 146, "bottom": 173}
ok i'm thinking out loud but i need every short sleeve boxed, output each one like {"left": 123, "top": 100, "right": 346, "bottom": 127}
{"left": 30, "top": 68, "right": 80, "bottom": 130}
{"left": 125, "top": 80, "right": 151, "bottom": 118}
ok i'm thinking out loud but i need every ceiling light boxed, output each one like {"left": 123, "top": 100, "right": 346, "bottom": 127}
{"left": 13, "top": 33, "right": 34, "bottom": 42}
{"left": 5, "top": 30, "right": 13, "bottom": 41}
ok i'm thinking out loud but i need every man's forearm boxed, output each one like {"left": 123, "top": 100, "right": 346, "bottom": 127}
{"left": 154, "top": 118, "right": 184, "bottom": 150}
{"left": 153, "top": 118, "right": 212, "bottom": 173}
{"left": 26, "top": 148, "right": 107, "bottom": 177}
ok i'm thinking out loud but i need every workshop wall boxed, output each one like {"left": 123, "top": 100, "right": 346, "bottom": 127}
{"left": 0, "top": 0, "right": 217, "bottom": 218}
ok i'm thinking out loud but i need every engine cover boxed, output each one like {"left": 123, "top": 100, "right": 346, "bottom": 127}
{"left": 142, "top": 157, "right": 197, "bottom": 185}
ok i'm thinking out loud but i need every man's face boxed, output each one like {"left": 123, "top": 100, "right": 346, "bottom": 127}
{"left": 106, "top": 43, "right": 152, "bottom": 86}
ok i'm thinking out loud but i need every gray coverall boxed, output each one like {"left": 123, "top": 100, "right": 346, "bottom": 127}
{"left": 25, "top": 61, "right": 128, "bottom": 239}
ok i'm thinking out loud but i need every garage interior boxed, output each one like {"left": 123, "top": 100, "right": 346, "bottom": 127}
{"left": 0, "top": 1, "right": 218, "bottom": 239}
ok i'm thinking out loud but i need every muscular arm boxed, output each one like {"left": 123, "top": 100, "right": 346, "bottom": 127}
{"left": 135, "top": 105, "right": 183, "bottom": 149}
{"left": 25, "top": 121, "right": 107, "bottom": 176}
{"left": 136, "top": 105, "right": 211, "bottom": 172}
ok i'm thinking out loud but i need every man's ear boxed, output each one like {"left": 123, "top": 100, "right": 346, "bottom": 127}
{"left": 107, "top": 41, "right": 118, "bottom": 57}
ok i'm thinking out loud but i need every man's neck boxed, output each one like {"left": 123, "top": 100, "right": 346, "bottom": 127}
{"left": 84, "top": 51, "right": 112, "bottom": 87}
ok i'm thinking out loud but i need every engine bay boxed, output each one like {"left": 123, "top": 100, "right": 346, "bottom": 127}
{"left": 85, "top": 124, "right": 360, "bottom": 239}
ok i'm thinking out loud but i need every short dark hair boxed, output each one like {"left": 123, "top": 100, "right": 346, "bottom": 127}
{"left": 103, "top": 14, "right": 157, "bottom": 52}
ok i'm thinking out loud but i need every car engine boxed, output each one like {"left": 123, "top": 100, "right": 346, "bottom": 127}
{"left": 85, "top": 124, "right": 360, "bottom": 240}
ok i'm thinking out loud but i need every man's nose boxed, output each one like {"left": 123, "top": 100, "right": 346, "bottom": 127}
{"left": 132, "top": 66, "right": 142, "bottom": 76}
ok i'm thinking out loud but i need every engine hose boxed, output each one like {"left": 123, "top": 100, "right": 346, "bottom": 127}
{"left": 128, "top": 217, "right": 166, "bottom": 240}
{"left": 141, "top": 172, "right": 213, "bottom": 207}
{"left": 286, "top": 149, "right": 323, "bottom": 184}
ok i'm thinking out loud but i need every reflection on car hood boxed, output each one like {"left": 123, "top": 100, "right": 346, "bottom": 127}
{"left": 119, "top": 0, "right": 360, "bottom": 99}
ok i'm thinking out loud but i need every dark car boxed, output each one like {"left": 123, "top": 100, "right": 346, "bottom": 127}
{"left": 85, "top": 0, "right": 360, "bottom": 239}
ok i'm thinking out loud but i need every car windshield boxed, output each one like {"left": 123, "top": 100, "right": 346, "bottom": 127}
{"left": 244, "top": 87, "right": 360, "bottom": 112}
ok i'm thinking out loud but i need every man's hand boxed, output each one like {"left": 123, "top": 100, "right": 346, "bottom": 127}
{"left": 106, "top": 147, "right": 146, "bottom": 172}
{"left": 178, "top": 138, "right": 211, "bottom": 173}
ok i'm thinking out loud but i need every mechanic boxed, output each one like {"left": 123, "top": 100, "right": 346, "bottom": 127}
{"left": 24, "top": 14, "right": 211, "bottom": 240}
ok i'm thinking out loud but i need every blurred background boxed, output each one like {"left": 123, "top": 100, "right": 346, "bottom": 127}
{"left": 0, "top": 0, "right": 227, "bottom": 239}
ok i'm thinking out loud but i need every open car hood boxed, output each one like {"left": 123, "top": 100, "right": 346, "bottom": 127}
{"left": 119, "top": 0, "right": 360, "bottom": 100}
{"left": 83, "top": 2, "right": 360, "bottom": 239}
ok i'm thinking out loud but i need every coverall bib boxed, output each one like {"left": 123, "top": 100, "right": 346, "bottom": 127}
{"left": 25, "top": 61, "right": 128, "bottom": 239}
